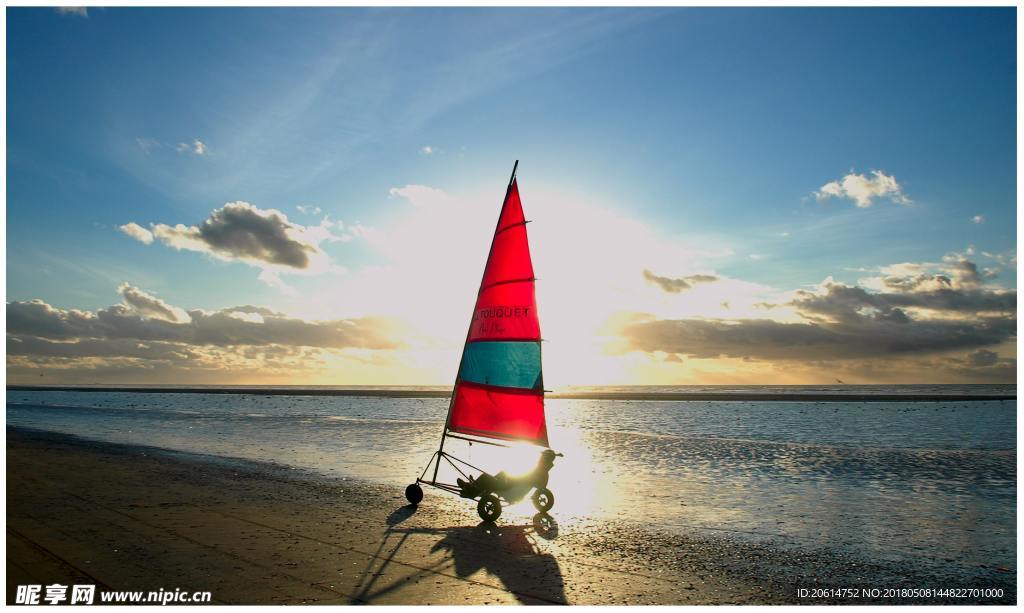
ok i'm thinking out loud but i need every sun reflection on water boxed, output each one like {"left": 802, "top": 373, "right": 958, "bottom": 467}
{"left": 417, "top": 421, "right": 613, "bottom": 523}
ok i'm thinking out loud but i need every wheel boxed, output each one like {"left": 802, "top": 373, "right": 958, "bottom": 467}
{"left": 405, "top": 483, "right": 423, "bottom": 505}
{"left": 532, "top": 487, "right": 554, "bottom": 512}
{"left": 477, "top": 493, "right": 502, "bottom": 522}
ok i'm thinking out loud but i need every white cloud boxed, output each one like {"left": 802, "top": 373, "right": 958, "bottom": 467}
{"left": 177, "top": 138, "right": 208, "bottom": 155}
{"left": 56, "top": 7, "right": 88, "bottom": 17}
{"left": 118, "top": 222, "right": 154, "bottom": 245}
{"left": 815, "top": 170, "right": 911, "bottom": 208}
{"left": 257, "top": 269, "right": 298, "bottom": 295}
{"left": 296, "top": 205, "right": 322, "bottom": 215}
{"left": 135, "top": 137, "right": 159, "bottom": 154}
{"left": 749, "top": 253, "right": 764, "bottom": 260}
{"left": 980, "top": 249, "right": 1016, "bottom": 268}
{"left": 971, "top": 215, "right": 985, "bottom": 224}
{"left": 388, "top": 184, "right": 456, "bottom": 209}
{"left": 118, "top": 283, "right": 191, "bottom": 324}
{"left": 420, "top": 146, "right": 435, "bottom": 155}
{"left": 138, "top": 137, "right": 207, "bottom": 156}
{"left": 224, "top": 310, "right": 265, "bottom": 324}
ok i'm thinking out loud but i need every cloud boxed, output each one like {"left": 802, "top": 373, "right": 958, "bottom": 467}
{"left": 296, "top": 205, "right": 322, "bottom": 215}
{"left": 965, "top": 349, "right": 999, "bottom": 368}
{"left": 8, "top": 290, "right": 401, "bottom": 362}
{"left": 980, "top": 249, "right": 1016, "bottom": 269}
{"left": 972, "top": 215, "right": 985, "bottom": 224}
{"left": 617, "top": 309, "right": 1014, "bottom": 363}
{"left": 55, "top": 7, "right": 88, "bottom": 17}
{"left": 864, "top": 254, "right": 994, "bottom": 295}
{"left": 142, "top": 201, "right": 339, "bottom": 273}
{"left": 388, "top": 184, "right": 455, "bottom": 209}
{"left": 814, "top": 170, "right": 910, "bottom": 208}
{"left": 257, "top": 269, "right": 297, "bottom": 296}
{"left": 118, "top": 283, "right": 191, "bottom": 324}
{"left": 420, "top": 146, "right": 435, "bottom": 155}
{"left": 794, "top": 279, "right": 1013, "bottom": 322}
{"left": 118, "top": 222, "right": 154, "bottom": 245}
{"left": 7, "top": 292, "right": 404, "bottom": 348}
{"left": 135, "top": 137, "right": 159, "bottom": 154}
{"left": 136, "top": 137, "right": 208, "bottom": 156}
{"left": 748, "top": 253, "right": 764, "bottom": 261}
{"left": 614, "top": 255, "right": 1015, "bottom": 375}
{"left": 642, "top": 269, "right": 718, "bottom": 293}
{"left": 177, "top": 138, "right": 208, "bottom": 155}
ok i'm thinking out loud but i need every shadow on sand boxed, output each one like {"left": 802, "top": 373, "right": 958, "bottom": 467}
{"left": 350, "top": 505, "right": 566, "bottom": 604}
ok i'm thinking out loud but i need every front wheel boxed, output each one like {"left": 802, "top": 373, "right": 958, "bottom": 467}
{"left": 477, "top": 493, "right": 502, "bottom": 522}
{"left": 405, "top": 483, "right": 423, "bottom": 505}
{"left": 532, "top": 487, "right": 554, "bottom": 512}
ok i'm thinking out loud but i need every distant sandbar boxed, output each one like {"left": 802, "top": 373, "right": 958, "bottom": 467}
{"left": 6, "top": 385, "right": 1014, "bottom": 402}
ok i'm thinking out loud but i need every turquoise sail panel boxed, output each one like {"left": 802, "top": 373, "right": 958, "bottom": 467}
{"left": 458, "top": 341, "right": 542, "bottom": 390}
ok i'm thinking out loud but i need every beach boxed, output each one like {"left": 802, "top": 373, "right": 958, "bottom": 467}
{"left": 6, "top": 425, "right": 1015, "bottom": 605}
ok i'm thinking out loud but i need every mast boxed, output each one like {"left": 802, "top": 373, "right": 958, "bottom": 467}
{"left": 432, "top": 160, "right": 519, "bottom": 483}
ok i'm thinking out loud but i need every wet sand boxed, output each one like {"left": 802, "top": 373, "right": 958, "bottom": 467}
{"left": 6, "top": 427, "right": 1015, "bottom": 605}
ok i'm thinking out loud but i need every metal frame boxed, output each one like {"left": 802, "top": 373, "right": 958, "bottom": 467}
{"left": 415, "top": 450, "right": 486, "bottom": 495}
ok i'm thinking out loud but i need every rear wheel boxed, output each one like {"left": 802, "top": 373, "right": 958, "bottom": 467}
{"left": 405, "top": 483, "right": 423, "bottom": 505}
{"left": 477, "top": 494, "right": 502, "bottom": 522}
{"left": 532, "top": 487, "right": 554, "bottom": 512}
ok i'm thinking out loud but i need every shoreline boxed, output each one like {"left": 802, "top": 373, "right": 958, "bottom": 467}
{"left": 6, "top": 426, "right": 1015, "bottom": 604}
{"left": 7, "top": 384, "right": 1016, "bottom": 402}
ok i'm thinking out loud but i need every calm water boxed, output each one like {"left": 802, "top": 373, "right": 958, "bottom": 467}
{"left": 6, "top": 387, "right": 1016, "bottom": 574}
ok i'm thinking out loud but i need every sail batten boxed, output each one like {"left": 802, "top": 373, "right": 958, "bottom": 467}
{"left": 478, "top": 277, "right": 536, "bottom": 293}
{"left": 446, "top": 176, "right": 548, "bottom": 448}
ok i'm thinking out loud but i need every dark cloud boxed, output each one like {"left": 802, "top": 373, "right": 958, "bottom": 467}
{"left": 879, "top": 257, "right": 986, "bottom": 294}
{"left": 620, "top": 315, "right": 1014, "bottom": 362}
{"left": 946, "top": 258, "right": 982, "bottom": 288}
{"left": 794, "top": 279, "right": 1015, "bottom": 322}
{"left": 6, "top": 343, "right": 331, "bottom": 385}
{"left": 882, "top": 273, "right": 952, "bottom": 293}
{"left": 131, "top": 202, "right": 329, "bottom": 270}
{"left": 965, "top": 349, "right": 1000, "bottom": 368}
{"left": 7, "top": 336, "right": 198, "bottom": 361}
{"left": 7, "top": 286, "right": 402, "bottom": 356}
{"left": 618, "top": 258, "right": 1015, "bottom": 373}
{"left": 642, "top": 269, "right": 718, "bottom": 293}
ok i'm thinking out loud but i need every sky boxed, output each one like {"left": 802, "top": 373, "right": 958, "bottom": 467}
{"left": 6, "top": 6, "right": 1017, "bottom": 385}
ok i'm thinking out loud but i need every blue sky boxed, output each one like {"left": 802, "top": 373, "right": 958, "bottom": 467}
{"left": 6, "top": 7, "right": 1017, "bottom": 384}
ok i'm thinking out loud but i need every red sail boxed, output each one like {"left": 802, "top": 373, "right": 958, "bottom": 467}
{"left": 447, "top": 180, "right": 548, "bottom": 447}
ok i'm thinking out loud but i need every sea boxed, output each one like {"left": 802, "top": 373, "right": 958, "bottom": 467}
{"left": 6, "top": 384, "right": 1016, "bottom": 576}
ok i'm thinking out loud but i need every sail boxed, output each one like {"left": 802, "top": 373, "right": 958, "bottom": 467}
{"left": 446, "top": 179, "right": 548, "bottom": 447}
